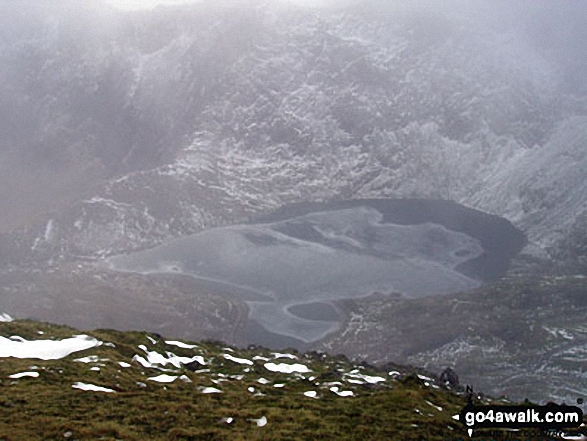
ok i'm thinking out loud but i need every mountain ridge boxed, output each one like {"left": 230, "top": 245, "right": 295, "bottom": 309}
{"left": 1, "top": 316, "right": 579, "bottom": 440}
{"left": 0, "top": 316, "right": 466, "bottom": 440}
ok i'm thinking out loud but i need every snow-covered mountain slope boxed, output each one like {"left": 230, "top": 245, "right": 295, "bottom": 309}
{"left": 317, "top": 274, "right": 587, "bottom": 407}
{"left": 1, "top": 0, "right": 586, "bottom": 270}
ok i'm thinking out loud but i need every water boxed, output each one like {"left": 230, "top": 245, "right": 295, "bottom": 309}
{"left": 106, "top": 199, "right": 526, "bottom": 346}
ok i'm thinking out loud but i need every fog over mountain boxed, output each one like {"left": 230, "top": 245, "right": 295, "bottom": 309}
{"left": 0, "top": 0, "right": 586, "bottom": 407}
{"left": 1, "top": 0, "right": 586, "bottom": 265}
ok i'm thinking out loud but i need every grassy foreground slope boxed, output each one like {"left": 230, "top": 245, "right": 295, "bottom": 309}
{"left": 0, "top": 319, "right": 565, "bottom": 440}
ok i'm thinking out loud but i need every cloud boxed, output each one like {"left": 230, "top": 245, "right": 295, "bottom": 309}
{"left": 105, "top": 0, "right": 341, "bottom": 11}
{"left": 104, "top": 0, "right": 202, "bottom": 11}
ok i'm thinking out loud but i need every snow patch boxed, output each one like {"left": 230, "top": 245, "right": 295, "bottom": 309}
{"left": 72, "top": 382, "right": 115, "bottom": 393}
{"left": 44, "top": 219, "right": 55, "bottom": 242}
{"left": 345, "top": 371, "right": 386, "bottom": 384}
{"left": 0, "top": 335, "right": 102, "bottom": 360}
{"left": 223, "top": 354, "right": 253, "bottom": 365}
{"left": 251, "top": 416, "right": 267, "bottom": 427}
{"left": 425, "top": 400, "right": 443, "bottom": 411}
{"left": 165, "top": 340, "right": 198, "bottom": 349}
{"left": 202, "top": 387, "right": 222, "bottom": 394}
{"left": 264, "top": 362, "right": 311, "bottom": 374}
{"left": 271, "top": 352, "right": 298, "bottom": 360}
{"left": 133, "top": 347, "right": 206, "bottom": 369}
{"left": 417, "top": 374, "right": 433, "bottom": 381}
{"left": 147, "top": 374, "right": 178, "bottom": 383}
{"left": 346, "top": 379, "right": 364, "bottom": 384}
{"left": 329, "top": 386, "right": 354, "bottom": 397}
{"left": 9, "top": 371, "right": 39, "bottom": 379}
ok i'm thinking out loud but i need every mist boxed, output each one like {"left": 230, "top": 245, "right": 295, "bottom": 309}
{"left": 0, "top": 0, "right": 584, "bottom": 230}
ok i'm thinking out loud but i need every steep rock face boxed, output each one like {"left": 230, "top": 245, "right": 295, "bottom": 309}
{"left": 1, "top": 0, "right": 586, "bottom": 267}
{"left": 316, "top": 275, "right": 587, "bottom": 406}
{"left": 465, "top": 117, "right": 587, "bottom": 256}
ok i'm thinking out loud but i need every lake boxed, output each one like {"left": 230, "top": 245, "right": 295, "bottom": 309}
{"left": 106, "top": 199, "right": 526, "bottom": 347}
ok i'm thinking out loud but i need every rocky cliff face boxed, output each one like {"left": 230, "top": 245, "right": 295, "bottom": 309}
{"left": 1, "top": 0, "right": 586, "bottom": 270}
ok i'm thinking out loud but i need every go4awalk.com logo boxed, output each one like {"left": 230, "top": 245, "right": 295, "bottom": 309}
{"left": 453, "top": 404, "right": 584, "bottom": 438}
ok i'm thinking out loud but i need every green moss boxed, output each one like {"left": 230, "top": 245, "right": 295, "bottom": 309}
{"left": 0, "top": 319, "right": 572, "bottom": 440}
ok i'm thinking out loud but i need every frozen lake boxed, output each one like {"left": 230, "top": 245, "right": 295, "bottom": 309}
{"left": 106, "top": 199, "right": 525, "bottom": 345}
